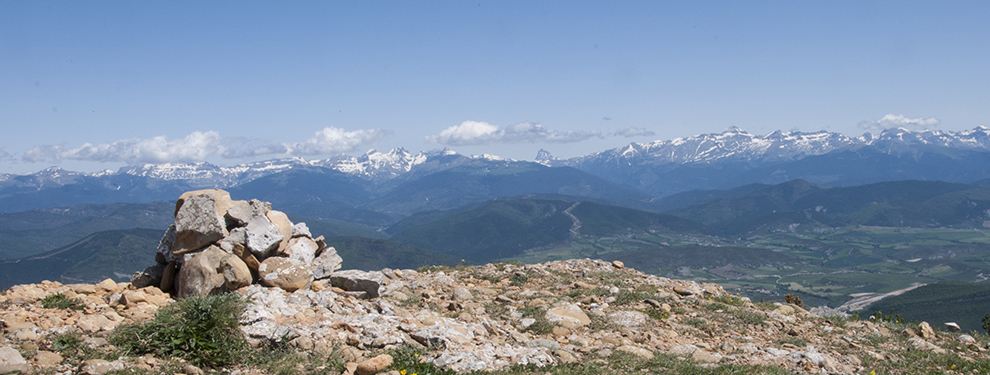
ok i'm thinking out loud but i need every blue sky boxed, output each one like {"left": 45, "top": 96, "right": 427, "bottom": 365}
{"left": 2, "top": 1, "right": 988, "bottom": 174}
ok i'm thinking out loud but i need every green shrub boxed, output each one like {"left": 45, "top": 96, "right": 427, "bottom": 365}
{"left": 775, "top": 337, "right": 808, "bottom": 347}
{"left": 510, "top": 273, "right": 528, "bottom": 286}
{"left": 705, "top": 302, "right": 727, "bottom": 311}
{"left": 41, "top": 293, "right": 84, "bottom": 310}
{"left": 784, "top": 294, "right": 803, "bottom": 308}
{"left": 712, "top": 295, "right": 746, "bottom": 307}
{"left": 389, "top": 345, "right": 456, "bottom": 375}
{"left": 729, "top": 309, "right": 766, "bottom": 325}
{"left": 110, "top": 293, "right": 247, "bottom": 367}
{"left": 644, "top": 307, "right": 669, "bottom": 320}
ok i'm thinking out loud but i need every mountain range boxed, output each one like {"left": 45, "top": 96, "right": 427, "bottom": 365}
{"left": 3, "top": 126, "right": 989, "bottom": 212}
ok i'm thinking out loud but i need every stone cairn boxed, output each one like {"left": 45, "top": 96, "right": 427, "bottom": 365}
{"left": 132, "top": 189, "right": 345, "bottom": 297}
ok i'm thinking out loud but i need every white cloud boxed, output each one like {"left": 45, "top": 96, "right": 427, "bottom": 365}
{"left": 614, "top": 127, "right": 656, "bottom": 138}
{"left": 24, "top": 131, "right": 224, "bottom": 164}
{"left": 858, "top": 114, "right": 940, "bottom": 132}
{"left": 426, "top": 121, "right": 603, "bottom": 146}
{"left": 283, "top": 127, "right": 391, "bottom": 156}
{"left": 0, "top": 147, "right": 10, "bottom": 161}
{"left": 23, "top": 127, "right": 388, "bottom": 164}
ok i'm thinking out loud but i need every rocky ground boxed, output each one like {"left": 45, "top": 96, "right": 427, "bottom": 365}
{"left": 2, "top": 258, "right": 989, "bottom": 374}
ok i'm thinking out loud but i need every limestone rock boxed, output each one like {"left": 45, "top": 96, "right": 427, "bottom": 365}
{"left": 266, "top": 210, "right": 293, "bottom": 254}
{"left": 959, "top": 334, "right": 977, "bottom": 345}
{"left": 33, "top": 351, "right": 63, "bottom": 366}
{"left": 356, "top": 354, "right": 393, "bottom": 375}
{"left": 944, "top": 322, "right": 962, "bottom": 332}
{"left": 155, "top": 225, "right": 179, "bottom": 264}
{"left": 281, "top": 236, "right": 319, "bottom": 263}
{"left": 258, "top": 257, "right": 312, "bottom": 292}
{"left": 220, "top": 254, "right": 253, "bottom": 290}
{"left": 526, "top": 339, "right": 560, "bottom": 351}
{"left": 225, "top": 199, "right": 269, "bottom": 227}
{"left": 245, "top": 215, "right": 284, "bottom": 257}
{"left": 176, "top": 245, "right": 227, "bottom": 298}
{"left": 452, "top": 287, "right": 473, "bottom": 301}
{"left": 919, "top": 321, "right": 936, "bottom": 339}
{"left": 0, "top": 345, "right": 26, "bottom": 365}
{"left": 608, "top": 310, "right": 647, "bottom": 328}
{"left": 546, "top": 304, "right": 590, "bottom": 329}
{"left": 612, "top": 260, "right": 625, "bottom": 269}
{"left": 673, "top": 285, "right": 699, "bottom": 296}
{"left": 291, "top": 222, "right": 312, "bottom": 238}
{"left": 174, "top": 191, "right": 230, "bottom": 253}
{"left": 312, "top": 246, "right": 344, "bottom": 280}
{"left": 615, "top": 345, "right": 653, "bottom": 359}
{"left": 331, "top": 270, "right": 385, "bottom": 298}
{"left": 220, "top": 227, "right": 247, "bottom": 253}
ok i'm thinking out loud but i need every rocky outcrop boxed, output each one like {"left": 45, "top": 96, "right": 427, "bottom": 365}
{"left": 131, "top": 189, "right": 346, "bottom": 298}
{"left": 3, "top": 259, "right": 987, "bottom": 374}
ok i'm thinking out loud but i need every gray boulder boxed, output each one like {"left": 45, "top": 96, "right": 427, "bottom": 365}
{"left": 245, "top": 215, "right": 284, "bottom": 257}
{"left": 130, "top": 263, "right": 165, "bottom": 289}
{"left": 174, "top": 192, "right": 228, "bottom": 253}
{"left": 220, "top": 254, "right": 253, "bottom": 290}
{"left": 331, "top": 270, "right": 385, "bottom": 298}
{"left": 176, "top": 245, "right": 227, "bottom": 297}
{"left": 291, "top": 222, "right": 312, "bottom": 238}
{"left": 312, "top": 246, "right": 344, "bottom": 279}
{"left": 280, "top": 237, "right": 319, "bottom": 263}
{"left": 225, "top": 199, "right": 270, "bottom": 227}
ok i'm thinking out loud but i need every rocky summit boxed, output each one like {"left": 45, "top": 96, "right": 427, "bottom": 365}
{"left": 1, "top": 191, "right": 990, "bottom": 374}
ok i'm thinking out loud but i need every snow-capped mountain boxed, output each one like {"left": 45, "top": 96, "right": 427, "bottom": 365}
{"left": 5, "top": 126, "right": 990, "bottom": 200}
{"left": 542, "top": 126, "right": 990, "bottom": 168}
{"left": 115, "top": 148, "right": 431, "bottom": 188}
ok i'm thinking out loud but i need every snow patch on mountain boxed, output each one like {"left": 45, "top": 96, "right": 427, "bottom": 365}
{"left": 548, "top": 126, "right": 990, "bottom": 168}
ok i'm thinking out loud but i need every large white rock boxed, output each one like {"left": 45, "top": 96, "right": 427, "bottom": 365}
{"left": 312, "top": 246, "right": 343, "bottom": 279}
{"left": 281, "top": 237, "right": 319, "bottom": 263}
{"left": 245, "top": 215, "right": 284, "bottom": 257}
{"left": 174, "top": 191, "right": 230, "bottom": 253}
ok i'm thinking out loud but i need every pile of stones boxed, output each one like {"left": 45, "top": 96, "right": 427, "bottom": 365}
{"left": 132, "top": 189, "right": 346, "bottom": 297}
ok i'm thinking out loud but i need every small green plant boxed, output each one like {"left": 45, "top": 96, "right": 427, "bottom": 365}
{"left": 510, "top": 273, "right": 528, "bottom": 286}
{"left": 51, "top": 332, "right": 83, "bottom": 351}
{"left": 776, "top": 337, "right": 808, "bottom": 347}
{"left": 684, "top": 318, "right": 707, "bottom": 328}
{"left": 614, "top": 290, "right": 655, "bottom": 306}
{"left": 982, "top": 313, "right": 990, "bottom": 336}
{"left": 754, "top": 301, "right": 776, "bottom": 311}
{"left": 41, "top": 293, "right": 84, "bottom": 310}
{"left": 523, "top": 319, "right": 555, "bottom": 335}
{"left": 111, "top": 293, "right": 247, "bottom": 367}
{"left": 705, "top": 302, "right": 727, "bottom": 311}
{"left": 389, "top": 345, "right": 456, "bottom": 375}
{"left": 643, "top": 307, "right": 669, "bottom": 320}
{"left": 517, "top": 306, "right": 555, "bottom": 334}
{"left": 870, "top": 309, "right": 904, "bottom": 324}
{"left": 712, "top": 295, "right": 746, "bottom": 307}
{"left": 851, "top": 310, "right": 860, "bottom": 321}
{"left": 729, "top": 309, "right": 767, "bottom": 325}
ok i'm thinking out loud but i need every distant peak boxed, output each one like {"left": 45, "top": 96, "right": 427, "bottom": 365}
{"left": 535, "top": 149, "right": 554, "bottom": 161}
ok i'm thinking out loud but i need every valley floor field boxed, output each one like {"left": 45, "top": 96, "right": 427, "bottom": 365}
{"left": 502, "top": 226, "right": 990, "bottom": 314}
